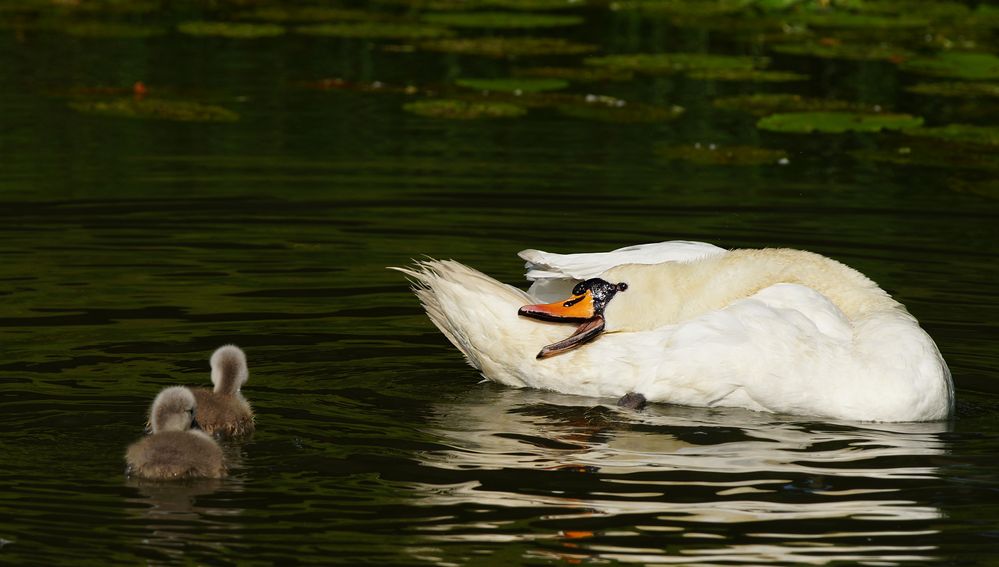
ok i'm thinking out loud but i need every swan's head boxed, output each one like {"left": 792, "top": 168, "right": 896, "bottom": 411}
{"left": 518, "top": 278, "right": 628, "bottom": 359}
{"left": 149, "top": 386, "right": 199, "bottom": 434}
{"left": 210, "top": 344, "right": 249, "bottom": 395}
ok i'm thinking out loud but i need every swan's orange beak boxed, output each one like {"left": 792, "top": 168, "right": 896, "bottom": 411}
{"left": 517, "top": 291, "right": 595, "bottom": 322}
{"left": 519, "top": 289, "right": 604, "bottom": 360}
{"left": 518, "top": 278, "right": 628, "bottom": 359}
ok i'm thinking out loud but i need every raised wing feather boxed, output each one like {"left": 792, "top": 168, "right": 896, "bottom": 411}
{"left": 519, "top": 241, "right": 727, "bottom": 301}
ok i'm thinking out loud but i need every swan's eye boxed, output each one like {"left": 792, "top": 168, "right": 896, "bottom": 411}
{"left": 617, "top": 282, "right": 628, "bottom": 292}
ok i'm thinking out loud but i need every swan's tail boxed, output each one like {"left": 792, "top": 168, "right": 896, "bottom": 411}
{"left": 390, "top": 260, "right": 558, "bottom": 381}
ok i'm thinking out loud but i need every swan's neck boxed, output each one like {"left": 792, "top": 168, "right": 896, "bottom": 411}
{"left": 152, "top": 409, "right": 192, "bottom": 433}
{"left": 211, "top": 363, "right": 246, "bottom": 395}
{"left": 602, "top": 248, "right": 901, "bottom": 331}
{"left": 212, "top": 374, "right": 241, "bottom": 395}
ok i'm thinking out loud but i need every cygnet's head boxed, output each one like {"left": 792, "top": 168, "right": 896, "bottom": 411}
{"left": 149, "top": 386, "right": 198, "bottom": 434}
{"left": 210, "top": 344, "right": 249, "bottom": 395}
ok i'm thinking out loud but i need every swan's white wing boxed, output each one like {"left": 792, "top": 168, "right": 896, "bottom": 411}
{"left": 636, "top": 282, "right": 949, "bottom": 421}
{"left": 519, "top": 241, "right": 727, "bottom": 301}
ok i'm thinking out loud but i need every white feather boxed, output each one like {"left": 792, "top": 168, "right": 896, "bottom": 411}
{"left": 520, "top": 240, "right": 726, "bottom": 301}
{"left": 393, "top": 242, "right": 954, "bottom": 422}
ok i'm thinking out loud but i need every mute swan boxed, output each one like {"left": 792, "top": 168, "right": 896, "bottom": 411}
{"left": 394, "top": 241, "right": 954, "bottom": 422}
{"left": 126, "top": 386, "right": 227, "bottom": 480}
{"left": 190, "top": 345, "right": 255, "bottom": 438}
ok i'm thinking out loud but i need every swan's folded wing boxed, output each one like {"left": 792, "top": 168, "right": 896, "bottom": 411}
{"left": 519, "top": 241, "right": 727, "bottom": 301}
{"left": 519, "top": 241, "right": 726, "bottom": 281}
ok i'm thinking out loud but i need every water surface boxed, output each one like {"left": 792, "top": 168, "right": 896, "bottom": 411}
{"left": 2, "top": 1, "right": 999, "bottom": 564}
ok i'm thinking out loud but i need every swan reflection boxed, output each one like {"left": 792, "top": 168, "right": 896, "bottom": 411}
{"left": 411, "top": 388, "right": 949, "bottom": 564}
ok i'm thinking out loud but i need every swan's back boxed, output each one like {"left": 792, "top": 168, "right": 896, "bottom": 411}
{"left": 191, "top": 388, "right": 254, "bottom": 438}
{"left": 126, "top": 431, "right": 227, "bottom": 480}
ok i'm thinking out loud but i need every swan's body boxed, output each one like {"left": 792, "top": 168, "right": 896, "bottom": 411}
{"left": 191, "top": 345, "right": 254, "bottom": 438}
{"left": 395, "top": 241, "right": 953, "bottom": 422}
{"left": 126, "top": 386, "right": 227, "bottom": 480}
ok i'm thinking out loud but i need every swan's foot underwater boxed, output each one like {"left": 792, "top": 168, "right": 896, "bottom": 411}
{"left": 616, "top": 392, "right": 647, "bottom": 410}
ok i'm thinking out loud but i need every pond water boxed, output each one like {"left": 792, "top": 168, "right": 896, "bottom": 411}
{"left": 2, "top": 1, "right": 999, "bottom": 564}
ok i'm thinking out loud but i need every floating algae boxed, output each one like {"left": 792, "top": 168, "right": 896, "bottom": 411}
{"left": 178, "top": 21, "right": 285, "bottom": 38}
{"left": 418, "top": 37, "right": 597, "bottom": 57}
{"left": 757, "top": 111, "right": 923, "bottom": 133}
{"left": 296, "top": 22, "right": 453, "bottom": 39}
{"left": 905, "top": 82, "right": 999, "bottom": 98}
{"left": 69, "top": 98, "right": 239, "bottom": 122}
{"left": 902, "top": 124, "right": 999, "bottom": 147}
{"left": 403, "top": 99, "right": 527, "bottom": 119}
{"left": 421, "top": 11, "right": 583, "bottom": 28}
{"left": 584, "top": 53, "right": 767, "bottom": 75}
{"left": 900, "top": 52, "right": 999, "bottom": 81}
{"left": 713, "top": 94, "right": 873, "bottom": 116}
{"left": 512, "top": 66, "right": 634, "bottom": 82}
{"left": 455, "top": 78, "right": 569, "bottom": 93}
{"left": 556, "top": 98, "right": 685, "bottom": 123}
{"left": 658, "top": 143, "right": 789, "bottom": 166}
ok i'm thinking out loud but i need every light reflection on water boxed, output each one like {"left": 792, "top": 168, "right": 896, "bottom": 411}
{"left": 413, "top": 389, "right": 947, "bottom": 564}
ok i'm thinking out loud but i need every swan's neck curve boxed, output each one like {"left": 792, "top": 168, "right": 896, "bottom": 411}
{"left": 601, "top": 248, "right": 902, "bottom": 331}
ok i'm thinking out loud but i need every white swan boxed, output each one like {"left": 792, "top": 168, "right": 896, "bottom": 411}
{"left": 394, "top": 241, "right": 954, "bottom": 422}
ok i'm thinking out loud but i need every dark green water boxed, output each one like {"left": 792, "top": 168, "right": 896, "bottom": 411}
{"left": 2, "top": 1, "right": 999, "bottom": 564}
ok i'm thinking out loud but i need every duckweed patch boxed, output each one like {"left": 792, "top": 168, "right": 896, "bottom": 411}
{"left": 772, "top": 42, "right": 912, "bottom": 62}
{"left": 377, "top": 0, "right": 582, "bottom": 9}
{"left": 238, "top": 7, "right": 374, "bottom": 22}
{"left": 687, "top": 68, "right": 808, "bottom": 82}
{"left": 69, "top": 99, "right": 240, "bottom": 122}
{"left": 60, "top": 21, "right": 166, "bottom": 38}
{"left": 948, "top": 178, "right": 999, "bottom": 200}
{"left": 584, "top": 53, "right": 767, "bottom": 75}
{"left": 403, "top": 99, "right": 527, "bottom": 119}
{"left": 658, "top": 144, "right": 789, "bottom": 166}
{"left": 421, "top": 11, "right": 583, "bottom": 28}
{"left": 178, "top": 21, "right": 285, "bottom": 38}
{"left": 757, "top": 111, "right": 923, "bottom": 133}
{"left": 486, "top": 0, "right": 585, "bottom": 9}
{"left": 900, "top": 52, "right": 999, "bottom": 80}
{"left": 613, "top": 0, "right": 755, "bottom": 17}
{"left": 297, "top": 22, "right": 453, "bottom": 39}
{"left": 906, "top": 82, "right": 999, "bottom": 98}
{"left": 418, "top": 37, "right": 597, "bottom": 57}
{"left": 455, "top": 78, "right": 569, "bottom": 93}
{"left": 713, "top": 93, "right": 867, "bottom": 115}
{"left": 798, "top": 12, "right": 930, "bottom": 29}
{"left": 512, "top": 66, "right": 634, "bottom": 82}
{"left": 12, "top": 0, "right": 160, "bottom": 14}
{"left": 556, "top": 98, "right": 685, "bottom": 123}
{"left": 852, "top": 142, "right": 999, "bottom": 171}
{"left": 853, "top": 1, "right": 969, "bottom": 18}
{"left": 902, "top": 124, "right": 999, "bottom": 146}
